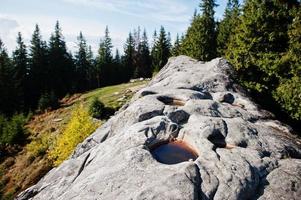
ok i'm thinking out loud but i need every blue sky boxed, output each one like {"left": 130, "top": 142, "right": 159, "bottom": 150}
{"left": 0, "top": 0, "right": 230, "bottom": 55}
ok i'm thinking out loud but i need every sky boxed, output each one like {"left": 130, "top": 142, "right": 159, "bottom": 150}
{"left": 0, "top": 0, "right": 230, "bottom": 55}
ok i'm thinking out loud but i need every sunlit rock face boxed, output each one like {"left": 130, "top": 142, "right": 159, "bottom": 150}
{"left": 17, "top": 56, "right": 301, "bottom": 200}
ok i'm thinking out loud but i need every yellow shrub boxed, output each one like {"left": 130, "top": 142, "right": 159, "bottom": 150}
{"left": 27, "top": 134, "right": 53, "bottom": 157}
{"left": 48, "top": 104, "right": 98, "bottom": 166}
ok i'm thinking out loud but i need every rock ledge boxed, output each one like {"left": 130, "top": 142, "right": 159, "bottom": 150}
{"left": 17, "top": 56, "right": 301, "bottom": 200}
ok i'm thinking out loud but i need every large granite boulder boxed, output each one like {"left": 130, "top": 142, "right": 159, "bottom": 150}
{"left": 17, "top": 56, "right": 301, "bottom": 200}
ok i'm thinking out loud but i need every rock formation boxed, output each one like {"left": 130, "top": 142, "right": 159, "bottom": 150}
{"left": 17, "top": 56, "right": 301, "bottom": 200}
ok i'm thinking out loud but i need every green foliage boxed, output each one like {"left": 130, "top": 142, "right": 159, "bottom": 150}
{"left": 38, "top": 91, "right": 59, "bottom": 111}
{"left": 96, "top": 26, "right": 114, "bottom": 86}
{"left": 28, "top": 24, "right": 49, "bottom": 109}
{"left": 74, "top": 32, "right": 93, "bottom": 92}
{"left": 12, "top": 32, "right": 29, "bottom": 111}
{"left": 226, "top": 0, "right": 293, "bottom": 83}
{"left": 274, "top": 76, "right": 301, "bottom": 119}
{"left": 48, "top": 21, "right": 75, "bottom": 97}
{"left": 89, "top": 98, "right": 105, "bottom": 119}
{"left": 171, "top": 34, "right": 182, "bottom": 56}
{"left": 272, "top": 7, "right": 301, "bottom": 120}
{"left": 48, "top": 105, "right": 98, "bottom": 166}
{"left": 123, "top": 32, "right": 136, "bottom": 79}
{"left": 151, "top": 26, "right": 171, "bottom": 71}
{"left": 225, "top": 0, "right": 300, "bottom": 120}
{"left": 217, "top": 0, "right": 240, "bottom": 56}
{"left": 0, "top": 39, "right": 17, "bottom": 115}
{"left": 181, "top": 0, "right": 217, "bottom": 61}
{"left": 133, "top": 29, "right": 153, "bottom": 78}
{"left": 0, "top": 114, "right": 27, "bottom": 146}
{"left": 27, "top": 134, "right": 53, "bottom": 157}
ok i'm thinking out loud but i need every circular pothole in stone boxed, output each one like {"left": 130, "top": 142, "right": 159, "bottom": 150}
{"left": 150, "top": 140, "right": 198, "bottom": 165}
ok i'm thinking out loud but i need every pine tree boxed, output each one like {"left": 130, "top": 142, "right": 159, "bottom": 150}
{"left": 86, "top": 45, "right": 97, "bottom": 89}
{"left": 96, "top": 26, "right": 114, "bottom": 86}
{"left": 114, "top": 49, "right": 126, "bottom": 83}
{"left": 274, "top": 6, "right": 301, "bottom": 120}
{"left": 152, "top": 26, "right": 171, "bottom": 71}
{"left": 286, "top": 6, "right": 301, "bottom": 77}
{"left": 217, "top": 0, "right": 240, "bottom": 56}
{"left": 114, "top": 49, "right": 121, "bottom": 64}
{"left": 75, "top": 32, "right": 90, "bottom": 92}
{"left": 28, "top": 24, "right": 49, "bottom": 108}
{"left": 48, "top": 21, "right": 74, "bottom": 97}
{"left": 123, "top": 32, "right": 135, "bottom": 80}
{"left": 181, "top": 0, "right": 217, "bottom": 61}
{"left": 134, "top": 29, "right": 152, "bottom": 78}
{"left": 0, "top": 39, "right": 15, "bottom": 115}
{"left": 12, "top": 32, "right": 28, "bottom": 111}
{"left": 172, "top": 33, "right": 181, "bottom": 56}
{"left": 226, "top": 0, "right": 296, "bottom": 92}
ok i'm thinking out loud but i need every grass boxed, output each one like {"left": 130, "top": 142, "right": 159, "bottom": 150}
{"left": 0, "top": 80, "right": 148, "bottom": 199}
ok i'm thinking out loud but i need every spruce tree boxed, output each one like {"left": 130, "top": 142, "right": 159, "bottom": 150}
{"left": 151, "top": 30, "right": 158, "bottom": 71}
{"left": 134, "top": 29, "right": 152, "bottom": 78}
{"left": 48, "top": 21, "right": 74, "bottom": 97}
{"left": 181, "top": 0, "right": 217, "bottom": 61}
{"left": 114, "top": 49, "right": 126, "bottom": 83}
{"left": 152, "top": 26, "right": 171, "bottom": 71}
{"left": 96, "top": 26, "right": 114, "bottom": 86}
{"left": 0, "top": 39, "right": 15, "bottom": 115}
{"left": 274, "top": 6, "right": 301, "bottom": 120}
{"left": 12, "top": 32, "right": 28, "bottom": 111}
{"left": 114, "top": 49, "right": 121, "bottom": 64}
{"left": 86, "top": 45, "right": 97, "bottom": 89}
{"left": 226, "top": 0, "right": 296, "bottom": 92}
{"left": 172, "top": 33, "right": 181, "bottom": 56}
{"left": 123, "top": 32, "right": 135, "bottom": 80}
{"left": 217, "top": 0, "right": 240, "bottom": 56}
{"left": 75, "top": 32, "right": 90, "bottom": 92}
{"left": 28, "top": 24, "right": 49, "bottom": 108}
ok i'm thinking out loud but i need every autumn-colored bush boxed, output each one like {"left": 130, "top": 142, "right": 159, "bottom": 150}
{"left": 48, "top": 105, "right": 98, "bottom": 166}
{"left": 27, "top": 134, "right": 53, "bottom": 157}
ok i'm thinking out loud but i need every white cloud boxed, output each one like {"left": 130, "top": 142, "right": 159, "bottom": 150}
{"left": 0, "top": 0, "right": 195, "bottom": 55}
{"left": 62, "top": 0, "right": 191, "bottom": 23}
{"left": 0, "top": 14, "right": 127, "bottom": 55}
{"left": 0, "top": 16, "right": 33, "bottom": 53}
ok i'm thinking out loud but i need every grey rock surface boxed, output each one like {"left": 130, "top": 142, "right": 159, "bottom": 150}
{"left": 17, "top": 56, "right": 301, "bottom": 200}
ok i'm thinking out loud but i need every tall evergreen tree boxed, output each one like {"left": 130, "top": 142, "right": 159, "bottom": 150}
{"left": 274, "top": 6, "right": 301, "bottom": 120}
{"left": 152, "top": 26, "right": 171, "bottom": 71}
{"left": 181, "top": 0, "right": 217, "bottom": 61}
{"left": 86, "top": 45, "right": 97, "bottom": 89}
{"left": 0, "top": 39, "right": 15, "bottom": 115}
{"left": 75, "top": 32, "right": 90, "bottom": 92}
{"left": 114, "top": 49, "right": 121, "bottom": 64}
{"left": 226, "top": 0, "right": 296, "bottom": 92}
{"left": 134, "top": 29, "right": 152, "bottom": 78}
{"left": 12, "top": 32, "right": 28, "bottom": 111}
{"left": 151, "top": 30, "right": 158, "bottom": 70}
{"left": 48, "top": 21, "right": 74, "bottom": 97}
{"left": 123, "top": 32, "right": 135, "bottom": 80}
{"left": 113, "top": 49, "right": 127, "bottom": 83}
{"left": 217, "top": 0, "right": 240, "bottom": 56}
{"left": 28, "top": 24, "right": 49, "bottom": 108}
{"left": 172, "top": 33, "right": 181, "bottom": 56}
{"left": 96, "top": 26, "right": 114, "bottom": 86}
